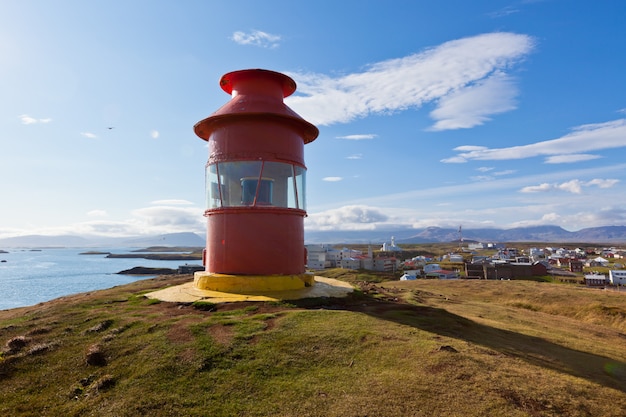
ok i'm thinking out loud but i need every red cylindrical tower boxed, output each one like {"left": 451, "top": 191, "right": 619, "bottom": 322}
{"left": 193, "top": 69, "right": 318, "bottom": 292}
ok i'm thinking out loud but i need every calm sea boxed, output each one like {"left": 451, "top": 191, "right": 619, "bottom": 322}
{"left": 0, "top": 248, "right": 192, "bottom": 310}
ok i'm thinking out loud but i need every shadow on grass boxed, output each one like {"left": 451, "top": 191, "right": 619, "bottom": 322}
{"left": 292, "top": 293, "right": 626, "bottom": 393}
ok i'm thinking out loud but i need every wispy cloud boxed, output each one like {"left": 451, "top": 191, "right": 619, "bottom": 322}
{"left": 19, "top": 114, "right": 52, "bottom": 124}
{"left": 442, "top": 119, "right": 626, "bottom": 163}
{"left": 428, "top": 72, "right": 518, "bottom": 130}
{"left": 545, "top": 154, "right": 602, "bottom": 164}
{"left": 287, "top": 32, "right": 534, "bottom": 130}
{"left": 488, "top": 6, "right": 520, "bottom": 18}
{"left": 471, "top": 168, "right": 515, "bottom": 181}
{"left": 87, "top": 210, "right": 108, "bottom": 217}
{"left": 231, "top": 30, "right": 281, "bottom": 48}
{"left": 151, "top": 130, "right": 160, "bottom": 139}
{"left": 520, "top": 178, "right": 619, "bottom": 194}
{"left": 131, "top": 205, "right": 205, "bottom": 229}
{"left": 346, "top": 154, "right": 363, "bottom": 160}
{"left": 323, "top": 177, "right": 343, "bottom": 182}
{"left": 150, "top": 199, "right": 194, "bottom": 206}
{"left": 81, "top": 132, "right": 97, "bottom": 139}
{"left": 306, "top": 205, "right": 389, "bottom": 231}
{"left": 336, "top": 134, "right": 377, "bottom": 140}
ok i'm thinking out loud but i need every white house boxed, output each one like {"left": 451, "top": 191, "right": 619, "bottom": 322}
{"left": 400, "top": 273, "right": 418, "bottom": 280}
{"left": 339, "top": 257, "right": 361, "bottom": 270}
{"left": 467, "top": 242, "right": 485, "bottom": 250}
{"left": 448, "top": 254, "right": 464, "bottom": 263}
{"left": 587, "top": 257, "right": 610, "bottom": 267}
{"left": 609, "top": 270, "right": 626, "bottom": 285}
{"left": 585, "top": 273, "right": 607, "bottom": 287}
{"left": 306, "top": 245, "right": 329, "bottom": 270}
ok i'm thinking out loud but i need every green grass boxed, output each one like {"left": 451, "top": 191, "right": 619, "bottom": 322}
{"left": 1, "top": 274, "right": 626, "bottom": 416}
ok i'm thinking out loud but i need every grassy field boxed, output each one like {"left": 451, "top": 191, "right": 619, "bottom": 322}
{"left": 1, "top": 271, "right": 626, "bottom": 416}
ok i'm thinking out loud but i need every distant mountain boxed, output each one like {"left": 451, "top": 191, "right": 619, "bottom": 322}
{"left": 0, "top": 232, "right": 205, "bottom": 248}
{"left": 304, "top": 225, "right": 626, "bottom": 244}
{"left": 0, "top": 234, "right": 93, "bottom": 248}
{"left": 121, "top": 232, "right": 205, "bottom": 248}
{"left": 2, "top": 226, "right": 626, "bottom": 248}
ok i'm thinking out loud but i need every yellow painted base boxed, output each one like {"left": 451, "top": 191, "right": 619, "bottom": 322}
{"left": 145, "top": 276, "right": 354, "bottom": 304}
{"left": 194, "top": 272, "right": 315, "bottom": 293}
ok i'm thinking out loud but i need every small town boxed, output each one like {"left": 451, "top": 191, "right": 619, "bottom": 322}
{"left": 306, "top": 236, "right": 626, "bottom": 289}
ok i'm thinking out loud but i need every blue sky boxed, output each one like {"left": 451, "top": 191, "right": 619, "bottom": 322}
{"left": 2, "top": 0, "right": 626, "bottom": 239}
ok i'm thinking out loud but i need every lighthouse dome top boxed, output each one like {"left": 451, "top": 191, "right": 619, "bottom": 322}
{"left": 219, "top": 69, "right": 297, "bottom": 98}
{"left": 194, "top": 68, "right": 318, "bottom": 144}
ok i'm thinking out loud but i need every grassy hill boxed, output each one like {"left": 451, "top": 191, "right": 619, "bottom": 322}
{"left": 1, "top": 271, "right": 626, "bottom": 416}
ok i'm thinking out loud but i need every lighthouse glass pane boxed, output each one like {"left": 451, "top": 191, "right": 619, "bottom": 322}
{"left": 294, "top": 166, "right": 306, "bottom": 210}
{"left": 260, "top": 161, "right": 295, "bottom": 208}
{"left": 206, "top": 164, "right": 221, "bottom": 208}
{"left": 216, "top": 161, "right": 263, "bottom": 207}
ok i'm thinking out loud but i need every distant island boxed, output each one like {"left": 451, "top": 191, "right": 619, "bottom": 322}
{"left": 79, "top": 246, "right": 204, "bottom": 261}
{"left": 116, "top": 266, "right": 178, "bottom": 275}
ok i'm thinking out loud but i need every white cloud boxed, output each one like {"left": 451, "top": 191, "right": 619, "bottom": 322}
{"left": 323, "top": 177, "right": 343, "bottom": 182}
{"left": 520, "top": 178, "right": 619, "bottom": 194}
{"left": 287, "top": 32, "right": 534, "bottom": 129}
{"left": 305, "top": 205, "right": 389, "bottom": 230}
{"left": 150, "top": 199, "right": 194, "bottom": 205}
{"left": 494, "top": 170, "right": 516, "bottom": 176}
{"left": 346, "top": 154, "right": 363, "bottom": 160}
{"left": 19, "top": 114, "right": 52, "bottom": 124}
{"left": 443, "top": 118, "right": 626, "bottom": 163}
{"left": 440, "top": 155, "right": 468, "bottom": 163}
{"left": 231, "top": 30, "right": 281, "bottom": 48}
{"left": 336, "top": 134, "right": 377, "bottom": 140}
{"left": 520, "top": 183, "right": 554, "bottom": 193}
{"left": 587, "top": 178, "right": 619, "bottom": 188}
{"left": 428, "top": 72, "right": 518, "bottom": 131}
{"left": 131, "top": 205, "right": 204, "bottom": 230}
{"left": 87, "top": 210, "right": 108, "bottom": 217}
{"left": 477, "top": 167, "right": 494, "bottom": 172}
{"left": 456, "top": 145, "right": 489, "bottom": 152}
{"left": 488, "top": 6, "right": 520, "bottom": 18}
{"left": 151, "top": 130, "right": 160, "bottom": 139}
{"left": 81, "top": 132, "right": 97, "bottom": 139}
{"left": 558, "top": 179, "right": 583, "bottom": 194}
{"left": 545, "top": 154, "right": 601, "bottom": 164}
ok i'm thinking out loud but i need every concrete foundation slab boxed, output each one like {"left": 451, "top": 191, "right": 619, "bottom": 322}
{"left": 145, "top": 276, "right": 354, "bottom": 304}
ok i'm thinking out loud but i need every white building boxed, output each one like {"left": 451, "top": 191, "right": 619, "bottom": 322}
{"left": 381, "top": 236, "right": 402, "bottom": 252}
{"left": 609, "top": 270, "right": 626, "bottom": 285}
{"left": 339, "top": 257, "right": 361, "bottom": 270}
{"left": 400, "top": 272, "right": 418, "bottom": 280}
{"left": 467, "top": 242, "right": 485, "bottom": 250}
{"left": 306, "top": 244, "right": 330, "bottom": 270}
{"left": 448, "top": 254, "right": 464, "bottom": 263}
{"left": 585, "top": 273, "right": 607, "bottom": 287}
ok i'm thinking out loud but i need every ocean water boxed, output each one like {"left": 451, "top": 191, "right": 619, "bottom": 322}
{"left": 0, "top": 248, "right": 193, "bottom": 310}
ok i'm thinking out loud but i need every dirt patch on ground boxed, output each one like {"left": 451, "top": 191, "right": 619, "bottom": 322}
{"left": 166, "top": 318, "right": 198, "bottom": 344}
{"left": 207, "top": 324, "right": 234, "bottom": 346}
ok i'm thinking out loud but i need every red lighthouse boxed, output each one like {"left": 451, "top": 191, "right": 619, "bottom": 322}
{"left": 193, "top": 69, "right": 318, "bottom": 293}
